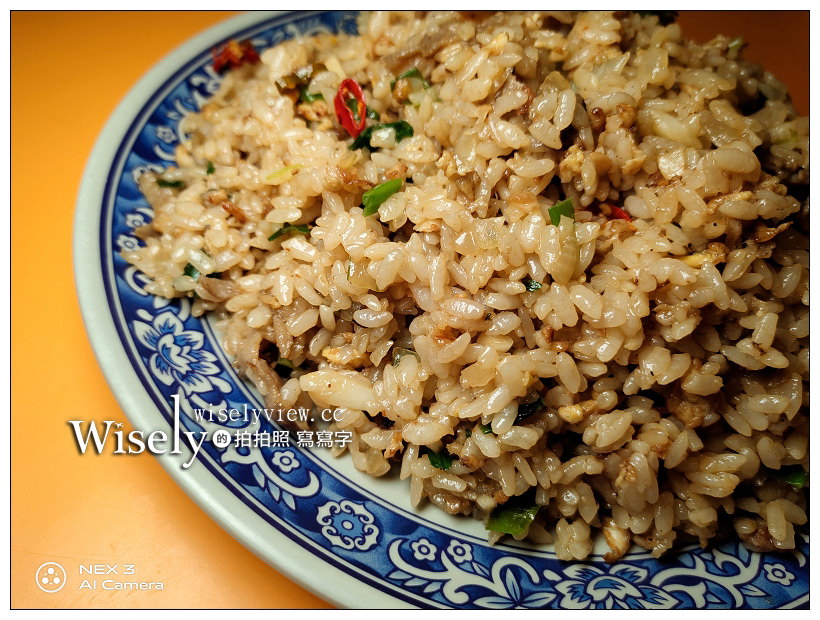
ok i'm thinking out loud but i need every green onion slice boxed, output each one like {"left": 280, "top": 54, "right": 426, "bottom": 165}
{"left": 773, "top": 466, "right": 808, "bottom": 489}
{"left": 268, "top": 223, "right": 311, "bottom": 241}
{"left": 299, "top": 88, "right": 324, "bottom": 103}
{"left": 362, "top": 179, "right": 403, "bottom": 216}
{"left": 392, "top": 346, "right": 421, "bottom": 366}
{"left": 206, "top": 161, "right": 215, "bottom": 175}
{"left": 522, "top": 277, "right": 542, "bottom": 292}
{"left": 183, "top": 263, "right": 200, "bottom": 279}
{"left": 478, "top": 423, "right": 493, "bottom": 435}
{"left": 350, "top": 121, "right": 414, "bottom": 150}
{"left": 515, "top": 397, "right": 545, "bottom": 424}
{"left": 548, "top": 197, "right": 574, "bottom": 226}
{"left": 426, "top": 449, "right": 454, "bottom": 471}
{"left": 345, "top": 96, "right": 362, "bottom": 123}
{"left": 486, "top": 493, "right": 540, "bottom": 536}
{"left": 157, "top": 179, "right": 184, "bottom": 189}
{"left": 390, "top": 67, "right": 431, "bottom": 90}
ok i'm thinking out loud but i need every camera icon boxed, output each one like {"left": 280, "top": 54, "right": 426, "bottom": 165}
{"left": 35, "top": 562, "right": 67, "bottom": 593}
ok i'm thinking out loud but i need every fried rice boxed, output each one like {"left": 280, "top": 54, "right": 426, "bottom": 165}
{"left": 123, "top": 11, "right": 809, "bottom": 561}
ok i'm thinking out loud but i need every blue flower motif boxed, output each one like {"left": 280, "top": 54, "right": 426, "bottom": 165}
{"left": 125, "top": 212, "right": 147, "bottom": 229}
{"left": 155, "top": 125, "right": 177, "bottom": 143}
{"left": 475, "top": 567, "right": 556, "bottom": 609}
{"left": 133, "top": 310, "right": 221, "bottom": 394}
{"left": 410, "top": 538, "right": 437, "bottom": 562}
{"left": 117, "top": 234, "right": 140, "bottom": 251}
{"left": 555, "top": 564, "right": 678, "bottom": 609}
{"left": 316, "top": 500, "right": 379, "bottom": 551}
{"left": 271, "top": 450, "right": 300, "bottom": 474}
{"left": 763, "top": 563, "right": 795, "bottom": 586}
{"left": 446, "top": 540, "right": 473, "bottom": 564}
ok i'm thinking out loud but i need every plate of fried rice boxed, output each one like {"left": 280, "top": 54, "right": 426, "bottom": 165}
{"left": 75, "top": 10, "right": 809, "bottom": 608}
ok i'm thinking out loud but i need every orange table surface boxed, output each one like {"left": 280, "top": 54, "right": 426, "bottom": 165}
{"left": 11, "top": 11, "right": 808, "bottom": 610}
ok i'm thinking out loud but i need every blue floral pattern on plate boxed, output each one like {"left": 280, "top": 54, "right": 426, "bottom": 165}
{"left": 91, "top": 10, "right": 808, "bottom": 609}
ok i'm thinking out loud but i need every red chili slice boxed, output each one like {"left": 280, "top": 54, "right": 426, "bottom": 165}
{"left": 334, "top": 78, "right": 367, "bottom": 138}
{"left": 212, "top": 39, "right": 260, "bottom": 73}
{"left": 608, "top": 205, "right": 632, "bottom": 222}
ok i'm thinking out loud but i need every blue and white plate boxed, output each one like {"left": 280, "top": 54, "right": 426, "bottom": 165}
{"left": 74, "top": 10, "right": 809, "bottom": 609}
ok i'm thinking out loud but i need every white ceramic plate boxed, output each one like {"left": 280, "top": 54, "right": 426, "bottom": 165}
{"left": 74, "top": 11, "right": 809, "bottom": 609}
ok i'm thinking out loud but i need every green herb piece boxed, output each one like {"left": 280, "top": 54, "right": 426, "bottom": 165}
{"left": 390, "top": 67, "right": 431, "bottom": 91}
{"left": 362, "top": 178, "right": 403, "bottom": 216}
{"left": 522, "top": 277, "right": 542, "bottom": 292}
{"left": 773, "top": 466, "right": 808, "bottom": 490}
{"left": 515, "top": 397, "right": 545, "bottom": 424}
{"left": 635, "top": 11, "right": 678, "bottom": 26}
{"left": 183, "top": 261, "right": 221, "bottom": 281}
{"left": 299, "top": 88, "right": 325, "bottom": 103}
{"left": 464, "top": 428, "right": 472, "bottom": 438}
{"left": 349, "top": 121, "right": 414, "bottom": 150}
{"left": 206, "top": 161, "right": 215, "bottom": 175}
{"left": 426, "top": 448, "right": 454, "bottom": 471}
{"left": 366, "top": 106, "right": 381, "bottom": 120}
{"left": 392, "top": 346, "right": 421, "bottom": 367}
{"left": 157, "top": 179, "right": 185, "bottom": 189}
{"left": 486, "top": 493, "right": 540, "bottom": 536}
{"left": 478, "top": 423, "right": 493, "bottom": 435}
{"left": 548, "top": 197, "right": 574, "bottom": 226}
{"left": 183, "top": 263, "right": 200, "bottom": 279}
{"left": 268, "top": 223, "right": 311, "bottom": 241}
{"left": 346, "top": 97, "right": 362, "bottom": 123}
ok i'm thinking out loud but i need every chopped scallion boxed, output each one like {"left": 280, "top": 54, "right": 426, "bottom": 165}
{"left": 486, "top": 493, "right": 540, "bottom": 536}
{"left": 299, "top": 88, "right": 325, "bottom": 103}
{"left": 350, "top": 121, "right": 414, "bottom": 150}
{"left": 515, "top": 397, "right": 545, "bottom": 424}
{"left": 773, "top": 466, "right": 808, "bottom": 490}
{"left": 392, "top": 346, "right": 420, "bottom": 367}
{"left": 390, "top": 67, "right": 431, "bottom": 90}
{"left": 268, "top": 223, "right": 311, "bottom": 241}
{"left": 548, "top": 197, "right": 574, "bottom": 226}
{"left": 366, "top": 106, "right": 381, "bottom": 120}
{"left": 157, "top": 179, "right": 184, "bottom": 189}
{"left": 183, "top": 263, "right": 200, "bottom": 279}
{"left": 522, "top": 277, "right": 542, "bottom": 292}
{"left": 426, "top": 448, "right": 454, "bottom": 471}
{"left": 362, "top": 178, "right": 403, "bottom": 216}
{"left": 345, "top": 96, "right": 362, "bottom": 123}
{"left": 206, "top": 161, "right": 215, "bottom": 175}
{"left": 478, "top": 423, "right": 493, "bottom": 434}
